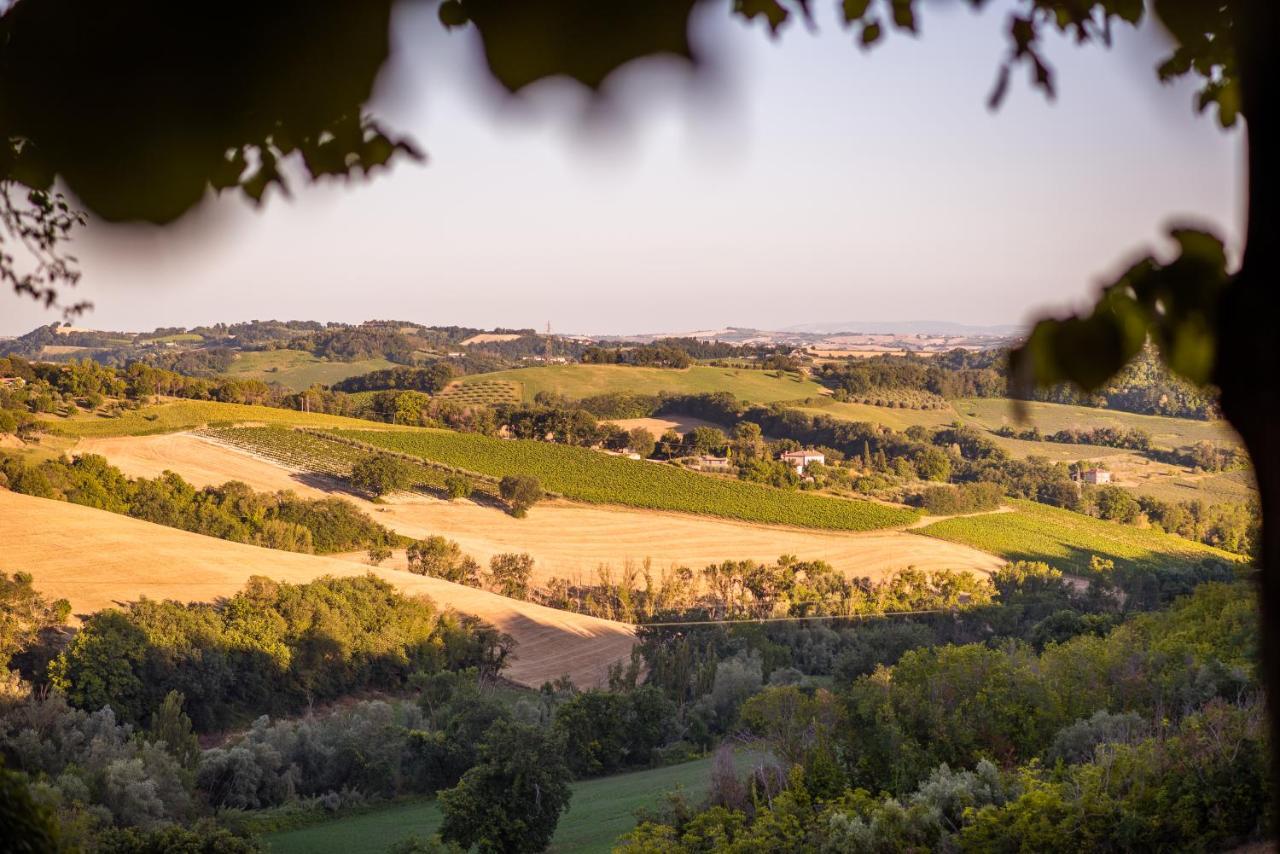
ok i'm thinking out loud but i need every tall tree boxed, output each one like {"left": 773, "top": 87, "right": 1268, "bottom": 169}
{"left": 438, "top": 720, "right": 572, "bottom": 854}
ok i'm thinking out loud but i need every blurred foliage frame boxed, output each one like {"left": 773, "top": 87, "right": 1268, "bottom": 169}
{"left": 2, "top": 0, "right": 1279, "bottom": 819}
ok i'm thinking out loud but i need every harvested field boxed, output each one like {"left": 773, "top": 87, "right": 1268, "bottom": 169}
{"left": 0, "top": 489, "right": 634, "bottom": 689}
{"left": 74, "top": 433, "right": 1006, "bottom": 585}
{"left": 604, "top": 415, "right": 720, "bottom": 436}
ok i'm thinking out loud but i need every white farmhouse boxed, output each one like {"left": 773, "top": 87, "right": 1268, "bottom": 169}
{"left": 780, "top": 449, "right": 825, "bottom": 474}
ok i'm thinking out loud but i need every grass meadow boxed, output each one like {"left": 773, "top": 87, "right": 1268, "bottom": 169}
{"left": 456, "top": 364, "right": 824, "bottom": 404}
{"left": 915, "top": 498, "right": 1239, "bottom": 574}
{"left": 262, "top": 755, "right": 726, "bottom": 854}
{"left": 955, "top": 398, "right": 1240, "bottom": 450}
{"left": 221, "top": 349, "right": 397, "bottom": 392}
{"left": 42, "top": 400, "right": 407, "bottom": 438}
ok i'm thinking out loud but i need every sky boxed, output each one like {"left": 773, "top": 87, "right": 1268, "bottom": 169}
{"left": 0, "top": 2, "right": 1245, "bottom": 338}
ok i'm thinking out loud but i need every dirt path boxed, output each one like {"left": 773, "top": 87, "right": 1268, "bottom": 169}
{"left": 77, "top": 434, "right": 1007, "bottom": 584}
{"left": 905, "top": 506, "right": 1015, "bottom": 530}
{"left": 1, "top": 489, "right": 634, "bottom": 689}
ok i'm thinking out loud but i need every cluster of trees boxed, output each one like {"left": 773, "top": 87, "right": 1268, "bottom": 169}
{"left": 263, "top": 325, "right": 420, "bottom": 363}
{"left": 998, "top": 423, "right": 1155, "bottom": 451}
{"left": 403, "top": 537, "right": 537, "bottom": 599}
{"left": 48, "top": 574, "right": 511, "bottom": 731}
{"left": 916, "top": 481, "right": 1003, "bottom": 514}
{"left": 1, "top": 453, "right": 405, "bottom": 555}
{"left": 620, "top": 581, "right": 1265, "bottom": 852}
{"left": 808, "top": 346, "right": 1222, "bottom": 421}
{"left": 536, "top": 558, "right": 994, "bottom": 626}
{"left": 583, "top": 343, "right": 693, "bottom": 369}
{"left": 332, "top": 363, "right": 456, "bottom": 394}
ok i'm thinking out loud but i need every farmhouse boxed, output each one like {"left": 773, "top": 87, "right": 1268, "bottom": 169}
{"left": 1080, "top": 468, "right": 1111, "bottom": 485}
{"left": 694, "top": 454, "right": 732, "bottom": 473}
{"left": 780, "top": 449, "right": 825, "bottom": 474}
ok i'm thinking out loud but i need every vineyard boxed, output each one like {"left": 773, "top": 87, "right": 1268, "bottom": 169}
{"left": 436, "top": 379, "right": 522, "bottom": 406}
{"left": 914, "top": 498, "right": 1239, "bottom": 575}
{"left": 331, "top": 428, "right": 919, "bottom": 531}
{"left": 200, "top": 426, "right": 501, "bottom": 501}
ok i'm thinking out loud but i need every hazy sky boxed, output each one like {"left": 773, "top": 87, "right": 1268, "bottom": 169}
{"left": 1, "top": 2, "right": 1244, "bottom": 338}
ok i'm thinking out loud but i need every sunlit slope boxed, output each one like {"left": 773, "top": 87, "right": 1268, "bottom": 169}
{"left": 956, "top": 398, "right": 1240, "bottom": 449}
{"left": 76, "top": 433, "right": 1004, "bottom": 584}
{"left": 335, "top": 427, "right": 919, "bottom": 531}
{"left": 42, "top": 399, "right": 410, "bottom": 438}
{"left": 914, "top": 498, "right": 1240, "bottom": 575}
{"left": 457, "top": 364, "right": 824, "bottom": 403}
{"left": 0, "top": 489, "right": 634, "bottom": 688}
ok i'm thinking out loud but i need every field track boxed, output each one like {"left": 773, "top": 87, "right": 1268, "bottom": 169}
{"left": 76, "top": 434, "right": 1007, "bottom": 583}
{"left": 0, "top": 489, "right": 635, "bottom": 688}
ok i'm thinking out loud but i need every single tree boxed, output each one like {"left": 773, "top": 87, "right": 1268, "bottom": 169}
{"left": 627, "top": 426, "right": 656, "bottom": 459}
{"left": 487, "top": 553, "right": 535, "bottom": 600}
{"left": 367, "top": 542, "right": 393, "bottom": 566}
{"left": 149, "top": 690, "right": 201, "bottom": 770}
{"left": 438, "top": 720, "right": 572, "bottom": 854}
{"left": 444, "top": 473, "right": 473, "bottom": 501}
{"left": 349, "top": 453, "right": 413, "bottom": 498}
{"left": 408, "top": 535, "right": 482, "bottom": 586}
{"left": 499, "top": 474, "right": 542, "bottom": 518}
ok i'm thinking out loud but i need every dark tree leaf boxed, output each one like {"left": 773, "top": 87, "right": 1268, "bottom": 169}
{"left": 452, "top": 0, "right": 699, "bottom": 92}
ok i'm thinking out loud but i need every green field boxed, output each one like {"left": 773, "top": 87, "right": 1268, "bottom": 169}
{"left": 915, "top": 499, "right": 1238, "bottom": 575}
{"left": 458, "top": 364, "right": 824, "bottom": 404}
{"left": 42, "top": 400, "right": 402, "bottom": 438}
{"left": 956, "top": 398, "right": 1240, "bottom": 450}
{"left": 263, "top": 755, "right": 725, "bottom": 854}
{"left": 793, "top": 397, "right": 959, "bottom": 431}
{"left": 333, "top": 428, "right": 918, "bottom": 531}
{"left": 222, "top": 350, "right": 397, "bottom": 392}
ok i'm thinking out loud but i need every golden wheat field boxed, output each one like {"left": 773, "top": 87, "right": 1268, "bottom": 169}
{"left": 0, "top": 489, "right": 635, "bottom": 688}
{"left": 76, "top": 434, "right": 1006, "bottom": 585}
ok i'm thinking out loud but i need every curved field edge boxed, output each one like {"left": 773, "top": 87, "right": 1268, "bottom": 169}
{"left": 0, "top": 489, "right": 634, "bottom": 689}
{"left": 913, "top": 498, "right": 1241, "bottom": 575}
{"left": 330, "top": 428, "right": 920, "bottom": 532}
{"left": 456, "top": 363, "right": 825, "bottom": 404}
{"left": 40, "top": 399, "right": 415, "bottom": 438}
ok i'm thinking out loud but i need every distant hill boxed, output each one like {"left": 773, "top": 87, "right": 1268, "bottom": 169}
{"left": 783, "top": 320, "right": 1023, "bottom": 336}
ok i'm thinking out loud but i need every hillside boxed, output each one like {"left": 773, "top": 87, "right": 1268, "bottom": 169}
{"left": 41, "top": 399, "right": 411, "bottom": 438}
{"left": 455, "top": 364, "right": 824, "bottom": 403}
{"left": 332, "top": 427, "right": 918, "bottom": 531}
{"left": 915, "top": 498, "right": 1240, "bottom": 575}
{"left": 956, "top": 398, "right": 1240, "bottom": 449}
{"left": 220, "top": 349, "right": 397, "bottom": 392}
{"left": 76, "top": 432, "right": 1005, "bottom": 584}
{"left": 0, "top": 489, "right": 635, "bottom": 688}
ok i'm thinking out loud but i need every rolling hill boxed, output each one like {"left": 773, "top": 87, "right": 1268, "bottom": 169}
{"left": 455, "top": 364, "right": 825, "bottom": 403}
{"left": 75, "top": 433, "right": 1005, "bottom": 585}
{"left": 1, "top": 489, "right": 635, "bottom": 688}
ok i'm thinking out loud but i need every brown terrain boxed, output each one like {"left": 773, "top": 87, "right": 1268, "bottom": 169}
{"left": 76, "top": 433, "right": 1007, "bottom": 584}
{"left": 1, "top": 488, "right": 635, "bottom": 689}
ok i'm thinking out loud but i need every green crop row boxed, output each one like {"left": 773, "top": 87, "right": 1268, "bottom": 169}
{"left": 914, "top": 499, "right": 1239, "bottom": 575}
{"left": 331, "top": 428, "right": 919, "bottom": 531}
{"left": 201, "top": 426, "right": 499, "bottom": 500}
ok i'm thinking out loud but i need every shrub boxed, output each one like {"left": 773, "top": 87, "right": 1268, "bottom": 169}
{"left": 350, "top": 453, "right": 413, "bottom": 497}
{"left": 487, "top": 553, "right": 534, "bottom": 599}
{"left": 444, "top": 474, "right": 473, "bottom": 500}
{"left": 408, "top": 536, "right": 482, "bottom": 587}
{"left": 499, "top": 475, "right": 543, "bottom": 518}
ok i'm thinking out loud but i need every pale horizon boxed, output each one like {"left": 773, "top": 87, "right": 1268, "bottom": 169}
{"left": 0, "top": 1, "right": 1244, "bottom": 338}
